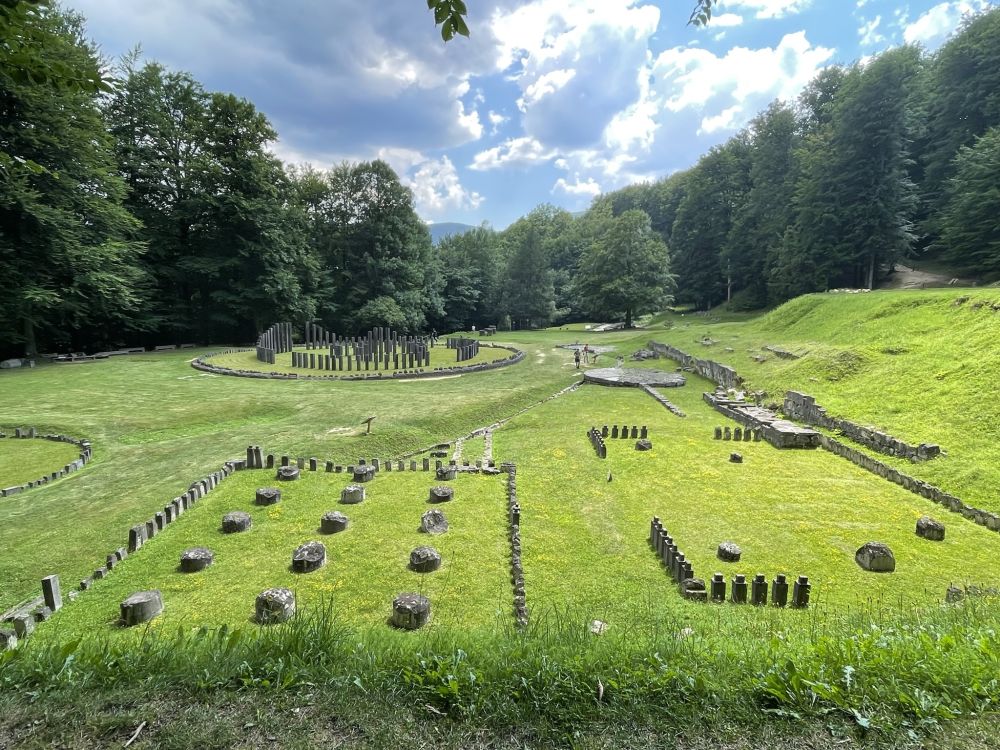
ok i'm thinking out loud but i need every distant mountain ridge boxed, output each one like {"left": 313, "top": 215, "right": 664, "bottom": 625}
{"left": 428, "top": 222, "right": 476, "bottom": 244}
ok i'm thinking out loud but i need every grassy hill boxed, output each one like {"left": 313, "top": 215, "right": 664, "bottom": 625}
{"left": 649, "top": 289, "right": 1000, "bottom": 513}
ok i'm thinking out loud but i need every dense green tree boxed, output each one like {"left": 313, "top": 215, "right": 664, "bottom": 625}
{"left": 574, "top": 209, "right": 673, "bottom": 327}
{"left": 500, "top": 222, "right": 555, "bottom": 329}
{"left": 0, "top": 6, "right": 147, "bottom": 356}
{"left": 671, "top": 137, "right": 751, "bottom": 309}
{"left": 317, "top": 160, "right": 442, "bottom": 333}
{"left": 434, "top": 225, "right": 502, "bottom": 330}
{"left": 938, "top": 126, "right": 1000, "bottom": 274}
{"left": 915, "top": 8, "right": 1000, "bottom": 235}
{"left": 106, "top": 60, "right": 319, "bottom": 341}
{"left": 724, "top": 101, "right": 798, "bottom": 308}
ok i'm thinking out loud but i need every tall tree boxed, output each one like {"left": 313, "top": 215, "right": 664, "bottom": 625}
{"left": 915, "top": 8, "right": 1000, "bottom": 239}
{"left": 106, "top": 60, "right": 318, "bottom": 341}
{"left": 317, "top": 160, "right": 441, "bottom": 333}
{"left": 724, "top": 101, "right": 798, "bottom": 308}
{"left": 574, "top": 209, "right": 673, "bottom": 327}
{"left": 938, "top": 126, "right": 1000, "bottom": 274}
{"left": 0, "top": 6, "right": 147, "bottom": 356}
{"left": 671, "top": 137, "right": 751, "bottom": 309}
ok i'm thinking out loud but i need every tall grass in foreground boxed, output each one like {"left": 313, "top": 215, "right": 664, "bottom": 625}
{"left": 3, "top": 595, "right": 998, "bottom": 736}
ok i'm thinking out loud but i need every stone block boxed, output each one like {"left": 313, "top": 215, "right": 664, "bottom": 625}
{"left": 120, "top": 590, "right": 163, "bottom": 626}
{"left": 855, "top": 542, "right": 895, "bottom": 572}
{"left": 428, "top": 486, "right": 454, "bottom": 503}
{"left": 180, "top": 547, "right": 214, "bottom": 573}
{"left": 409, "top": 546, "right": 442, "bottom": 573}
{"left": 420, "top": 509, "right": 448, "bottom": 534}
{"left": 222, "top": 511, "right": 252, "bottom": 533}
{"left": 916, "top": 516, "right": 945, "bottom": 541}
{"left": 320, "top": 511, "right": 349, "bottom": 533}
{"left": 256, "top": 588, "right": 295, "bottom": 624}
{"left": 717, "top": 541, "right": 741, "bottom": 562}
{"left": 391, "top": 593, "right": 430, "bottom": 629}
{"left": 256, "top": 487, "right": 281, "bottom": 506}
{"left": 292, "top": 541, "right": 326, "bottom": 572}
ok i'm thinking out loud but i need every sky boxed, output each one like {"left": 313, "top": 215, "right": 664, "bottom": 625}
{"left": 69, "top": 0, "right": 993, "bottom": 228}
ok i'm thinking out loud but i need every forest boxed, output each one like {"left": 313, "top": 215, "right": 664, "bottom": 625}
{"left": 1, "top": 2, "right": 999, "bottom": 356}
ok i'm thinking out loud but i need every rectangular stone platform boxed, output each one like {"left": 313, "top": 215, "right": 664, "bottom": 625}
{"left": 704, "top": 393, "right": 820, "bottom": 449}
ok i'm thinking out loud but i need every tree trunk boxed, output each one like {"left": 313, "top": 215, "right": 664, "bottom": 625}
{"left": 865, "top": 253, "right": 875, "bottom": 290}
{"left": 23, "top": 315, "right": 37, "bottom": 357}
{"left": 625, "top": 307, "right": 633, "bottom": 329}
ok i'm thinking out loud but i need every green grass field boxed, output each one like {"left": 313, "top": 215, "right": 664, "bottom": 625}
{"left": 203, "top": 341, "right": 508, "bottom": 376}
{"left": 3, "top": 291, "right": 1000, "bottom": 747}
{"left": 0, "top": 437, "right": 79, "bottom": 489}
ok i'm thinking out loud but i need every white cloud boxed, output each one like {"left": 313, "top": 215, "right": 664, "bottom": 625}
{"left": 487, "top": 110, "right": 508, "bottom": 135}
{"left": 490, "top": 0, "right": 661, "bottom": 148}
{"left": 410, "top": 157, "right": 483, "bottom": 215}
{"left": 377, "top": 149, "right": 482, "bottom": 218}
{"left": 722, "top": 0, "right": 812, "bottom": 19}
{"left": 709, "top": 13, "right": 745, "bottom": 26}
{"left": 469, "top": 137, "right": 555, "bottom": 170}
{"left": 903, "top": 1, "right": 987, "bottom": 47}
{"left": 518, "top": 68, "right": 577, "bottom": 110}
{"left": 859, "top": 15, "right": 885, "bottom": 46}
{"left": 653, "top": 31, "right": 834, "bottom": 131}
{"left": 699, "top": 105, "right": 743, "bottom": 134}
{"left": 553, "top": 176, "right": 602, "bottom": 197}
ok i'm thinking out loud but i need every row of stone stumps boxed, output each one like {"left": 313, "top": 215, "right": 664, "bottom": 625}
{"left": 649, "top": 518, "right": 811, "bottom": 607}
{"left": 244, "top": 446, "right": 496, "bottom": 476}
{"left": 0, "top": 427, "right": 92, "bottom": 497}
{"left": 714, "top": 425, "right": 762, "bottom": 442}
{"left": 502, "top": 462, "right": 528, "bottom": 627}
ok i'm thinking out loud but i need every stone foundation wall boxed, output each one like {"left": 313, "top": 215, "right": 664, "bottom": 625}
{"left": 819, "top": 434, "right": 999, "bottom": 532}
{"left": 647, "top": 341, "right": 742, "bottom": 389}
{"left": 785, "top": 391, "right": 941, "bottom": 461}
{"left": 0, "top": 427, "right": 92, "bottom": 497}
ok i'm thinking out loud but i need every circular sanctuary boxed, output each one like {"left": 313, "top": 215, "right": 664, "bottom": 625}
{"left": 0, "top": 426, "right": 93, "bottom": 498}
{"left": 194, "top": 322, "right": 524, "bottom": 381}
{"left": 583, "top": 367, "right": 687, "bottom": 388}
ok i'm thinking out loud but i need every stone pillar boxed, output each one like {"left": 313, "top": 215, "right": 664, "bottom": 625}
{"left": 792, "top": 575, "right": 810, "bottom": 608}
{"left": 750, "top": 574, "right": 768, "bottom": 605}
{"left": 41, "top": 575, "right": 62, "bottom": 612}
{"left": 733, "top": 427, "right": 742, "bottom": 441}
{"left": 710, "top": 573, "right": 726, "bottom": 602}
{"left": 771, "top": 574, "right": 789, "bottom": 607}
{"left": 731, "top": 574, "right": 748, "bottom": 604}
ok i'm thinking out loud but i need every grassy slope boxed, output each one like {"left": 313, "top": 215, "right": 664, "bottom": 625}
{"left": 0, "top": 333, "right": 634, "bottom": 612}
{"left": 649, "top": 290, "right": 1000, "bottom": 513}
{"left": 0, "top": 437, "right": 79, "bottom": 488}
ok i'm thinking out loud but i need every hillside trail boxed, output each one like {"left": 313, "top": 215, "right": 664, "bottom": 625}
{"left": 881, "top": 263, "right": 979, "bottom": 290}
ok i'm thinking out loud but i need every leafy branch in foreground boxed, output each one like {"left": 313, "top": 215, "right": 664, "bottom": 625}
{"left": 427, "top": 0, "right": 721, "bottom": 41}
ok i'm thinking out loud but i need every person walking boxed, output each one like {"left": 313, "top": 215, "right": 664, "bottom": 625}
{"left": 574, "top": 349, "right": 581, "bottom": 369}
{"left": 583, "top": 343, "right": 590, "bottom": 364}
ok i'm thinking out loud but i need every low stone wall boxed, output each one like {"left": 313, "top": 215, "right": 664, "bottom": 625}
{"left": 819, "top": 434, "right": 1000, "bottom": 532}
{"left": 640, "top": 384, "right": 686, "bottom": 417}
{"left": 784, "top": 391, "right": 941, "bottom": 461}
{"left": 501, "top": 462, "right": 528, "bottom": 628}
{"left": 193, "top": 343, "right": 525, "bottom": 381}
{"left": 647, "top": 341, "right": 742, "bottom": 389}
{"left": 0, "top": 427, "right": 92, "bottom": 497}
